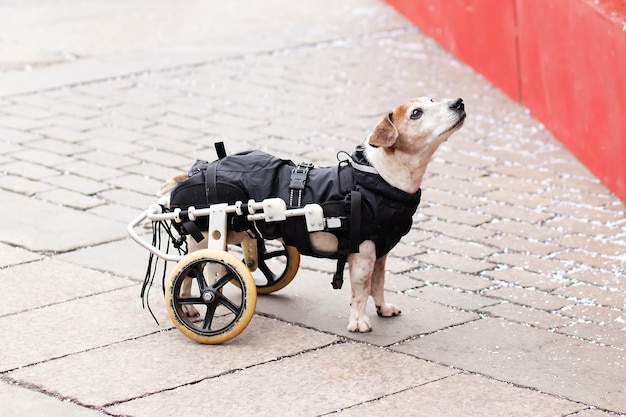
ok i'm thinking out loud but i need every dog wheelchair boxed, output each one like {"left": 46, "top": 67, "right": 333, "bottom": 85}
{"left": 127, "top": 196, "right": 330, "bottom": 344}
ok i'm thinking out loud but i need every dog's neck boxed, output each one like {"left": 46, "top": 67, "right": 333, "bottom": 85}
{"left": 364, "top": 141, "right": 440, "bottom": 194}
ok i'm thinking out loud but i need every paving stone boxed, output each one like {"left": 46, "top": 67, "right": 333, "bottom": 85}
{"left": 555, "top": 322, "right": 626, "bottom": 348}
{"left": 0, "top": 286, "right": 167, "bottom": 371}
{"left": 489, "top": 252, "right": 571, "bottom": 275}
{"left": 415, "top": 251, "right": 496, "bottom": 274}
{"left": 0, "top": 242, "right": 42, "bottom": 268}
{"left": 0, "top": 174, "right": 54, "bottom": 195}
{"left": 26, "top": 138, "right": 90, "bottom": 156}
{"left": 0, "top": 195, "right": 126, "bottom": 252}
{"left": 0, "top": 381, "right": 103, "bottom": 417}
{"left": 11, "top": 148, "right": 74, "bottom": 166}
{"left": 477, "top": 202, "right": 555, "bottom": 223}
{"left": 106, "top": 343, "right": 457, "bottom": 417}
{"left": 0, "top": 257, "right": 133, "bottom": 317}
{"left": 419, "top": 235, "right": 498, "bottom": 259}
{"left": 255, "top": 267, "right": 479, "bottom": 346}
{"left": 480, "top": 233, "right": 562, "bottom": 256}
{"left": 480, "top": 302, "right": 572, "bottom": 330}
{"left": 1, "top": 160, "right": 60, "bottom": 179}
{"left": 554, "top": 282, "right": 626, "bottom": 310}
{"left": 393, "top": 318, "right": 626, "bottom": 413}
{"left": 485, "top": 286, "right": 572, "bottom": 311}
{"left": 33, "top": 125, "right": 93, "bottom": 142}
{"left": 337, "top": 373, "right": 583, "bottom": 417}
{"left": 78, "top": 149, "right": 139, "bottom": 168}
{"left": 57, "top": 236, "right": 167, "bottom": 282}
{"left": 406, "top": 285, "right": 499, "bottom": 311}
{"left": 43, "top": 173, "right": 109, "bottom": 194}
{"left": 106, "top": 173, "right": 163, "bottom": 196}
{"left": 554, "top": 250, "right": 623, "bottom": 272}
{"left": 57, "top": 160, "right": 122, "bottom": 181}
{"left": 35, "top": 188, "right": 105, "bottom": 210}
{"left": 97, "top": 188, "right": 158, "bottom": 210}
{"left": 559, "top": 304, "right": 626, "bottom": 327}
{"left": 416, "top": 219, "right": 495, "bottom": 240}
{"left": 7, "top": 316, "right": 339, "bottom": 407}
{"left": 483, "top": 267, "right": 568, "bottom": 291}
{"left": 409, "top": 267, "right": 494, "bottom": 291}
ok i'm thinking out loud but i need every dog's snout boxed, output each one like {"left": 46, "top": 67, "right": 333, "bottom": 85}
{"left": 450, "top": 97, "right": 464, "bottom": 111}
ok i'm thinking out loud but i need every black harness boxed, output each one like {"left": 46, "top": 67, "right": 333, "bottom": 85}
{"left": 169, "top": 143, "right": 421, "bottom": 289}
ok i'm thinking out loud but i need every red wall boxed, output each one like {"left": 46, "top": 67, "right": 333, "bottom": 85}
{"left": 387, "top": 0, "right": 626, "bottom": 203}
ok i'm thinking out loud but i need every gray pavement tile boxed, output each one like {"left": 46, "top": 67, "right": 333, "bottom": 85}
{"left": 337, "top": 373, "right": 583, "bottom": 417}
{"left": 1, "top": 257, "right": 133, "bottom": 316}
{"left": 392, "top": 318, "right": 626, "bottom": 413}
{"left": 36, "top": 188, "right": 105, "bottom": 210}
{"left": 0, "top": 380, "right": 103, "bottom": 417}
{"left": 405, "top": 285, "right": 499, "bottom": 311}
{"left": 0, "top": 242, "right": 42, "bottom": 268}
{"left": 106, "top": 343, "right": 457, "bottom": 417}
{"left": 57, "top": 236, "right": 170, "bottom": 282}
{"left": 0, "top": 286, "right": 167, "bottom": 371}
{"left": 0, "top": 195, "right": 126, "bottom": 252}
{"left": 255, "top": 267, "right": 479, "bottom": 346}
{"left": 7, "top": 316, "right": 338, "bottom": 407}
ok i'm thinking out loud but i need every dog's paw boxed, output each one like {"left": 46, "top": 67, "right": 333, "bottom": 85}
{"left": 347, "top": 315, "right": 372, "bottom": 333}
{"left": 376, "top": 303, "right": 401, "bottom": 317}
{"left": 181, "top": 305, "right": 200, "bottom": 317}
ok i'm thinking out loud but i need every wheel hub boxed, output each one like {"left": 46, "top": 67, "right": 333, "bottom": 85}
{"left": 201, "top": 290, "right": 216, "bottom": 303}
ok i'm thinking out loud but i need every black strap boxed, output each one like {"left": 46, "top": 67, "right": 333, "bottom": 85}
{"left": 332, "top": 255, "right": 347, "bottom": 289}
{"left": 215, "top": 141, "right": 227, "bottom": 159}
{"left": 288, "top": 162, "right": 314, "bottom": 208}
{"left": 349, "top": 190, "right": 361, "bottom": 253}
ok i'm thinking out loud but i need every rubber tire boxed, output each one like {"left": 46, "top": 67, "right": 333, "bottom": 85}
{"left": 255, "top": 245, "right": 300, "bottom": 294}
{"left": 165, "top": 249, "right": 257, "bottom": 344}
{"left": 232, "top": 242, "right": 300, "bottom": 294}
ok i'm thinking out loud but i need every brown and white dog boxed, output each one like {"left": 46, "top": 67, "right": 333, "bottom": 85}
{"left": 162, "top": 96, "right": 465, "bottom": 333}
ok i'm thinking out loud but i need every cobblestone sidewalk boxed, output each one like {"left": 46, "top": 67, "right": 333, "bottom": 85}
{"left": 1, "top": 1, "right": 625, "bottom": 416}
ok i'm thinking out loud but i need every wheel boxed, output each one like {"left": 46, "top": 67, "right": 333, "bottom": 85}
{"left": 231, "top": 239, "right": 300, "bottom": 294}
{"left": 165, "top": 249, "right": 257, "bottom": 344}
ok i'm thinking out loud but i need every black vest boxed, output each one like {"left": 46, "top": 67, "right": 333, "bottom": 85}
{"left": 169, "top": 148, "right": 421, "bottom": 258}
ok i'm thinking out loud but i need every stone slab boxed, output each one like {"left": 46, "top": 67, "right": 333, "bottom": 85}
{"left": 0, "top": 380, "right": 102, "bottom": 417}
{"left": 106, "top": 343, "right": 457, "bottom": 416}
{"left": 0, "top": 257, "right": 134, "bottom": 316}
{"left": 0, "top": 286, "right": 168, "bottom": 371}
{"left": 0, "top": 194, "right": 127, "bottom": 252}
{"left": 392, "top": 318, "right": 626, "bottom": 413}
{"left": 338, "top": 373, "right": 583, "bottom": 417}
{"left": 7, "top": 316, "right": 338, "bottom": 407}
{"left": 256, "top": 267, "right": 479, "bottom": 346}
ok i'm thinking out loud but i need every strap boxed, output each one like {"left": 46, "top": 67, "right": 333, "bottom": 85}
{"left": 348, "top": 190, "right": 361, "bottom": 253}
{"left": 215, "top": 141, "right": 227, "bottom": 159}
{"left": 332, "top": 255, "right": 347, "bottom": 289}
{"left": 205, "top": 160, "right": 219, "bottom": 204}
{"left": 288, "top": 162, "right": 314, "bottom": 208}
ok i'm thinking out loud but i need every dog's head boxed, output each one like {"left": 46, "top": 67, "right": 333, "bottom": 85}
{"left": 369, "top": 97, "right": 466, "bottom": 152}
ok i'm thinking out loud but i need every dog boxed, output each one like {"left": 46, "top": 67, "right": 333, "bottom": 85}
{"left": 161, "top": 96, "right": 466, "bottom": 333}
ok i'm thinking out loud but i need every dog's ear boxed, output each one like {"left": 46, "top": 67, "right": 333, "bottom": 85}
{"left": 369, "top": 112, "right": 398, "bottom": 148}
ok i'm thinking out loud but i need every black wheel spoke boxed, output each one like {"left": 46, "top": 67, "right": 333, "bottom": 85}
{"left": 202, "top": 304, "right": 217, "bottom": 331}
{"left": 213, "top": 270, "right": 236, "bottom": 291}
{"left": 260, "top": 249, "right": 287, "bottom": 261}
{"left": 177, "top": 296, "right": 203, "bottom": 305}
{"left": 192, "top": 264, "right": 208, "bottom": 291}
{"left": 257, "top": 260, "right": 278, "bottom": 284}
{"left": 217, "top": 294, "right": 241, "bottom": 315}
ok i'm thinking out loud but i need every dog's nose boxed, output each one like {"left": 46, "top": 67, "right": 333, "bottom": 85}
{"left": 450, "top": 97, "right": 464, "bottom": 111}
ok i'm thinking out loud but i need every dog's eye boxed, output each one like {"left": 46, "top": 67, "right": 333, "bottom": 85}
{"left": 410, "top": 108, "right": 423, "bottom": 120}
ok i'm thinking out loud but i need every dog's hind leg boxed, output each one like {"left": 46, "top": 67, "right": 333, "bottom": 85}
{"left": 370, "top": 255, "right": 401, "bottom": 317}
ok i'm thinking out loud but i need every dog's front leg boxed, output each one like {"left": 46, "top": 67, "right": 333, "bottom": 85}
{"left": 370, "top": 255, "right": 401, "bottom": 317}
{"left": 347, "top": 241, "right": 376, "bottom": 332}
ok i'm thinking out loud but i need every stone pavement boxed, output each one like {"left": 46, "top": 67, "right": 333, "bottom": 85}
{"left": 1, "top": 1, "right": 625, "bottom": 416}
